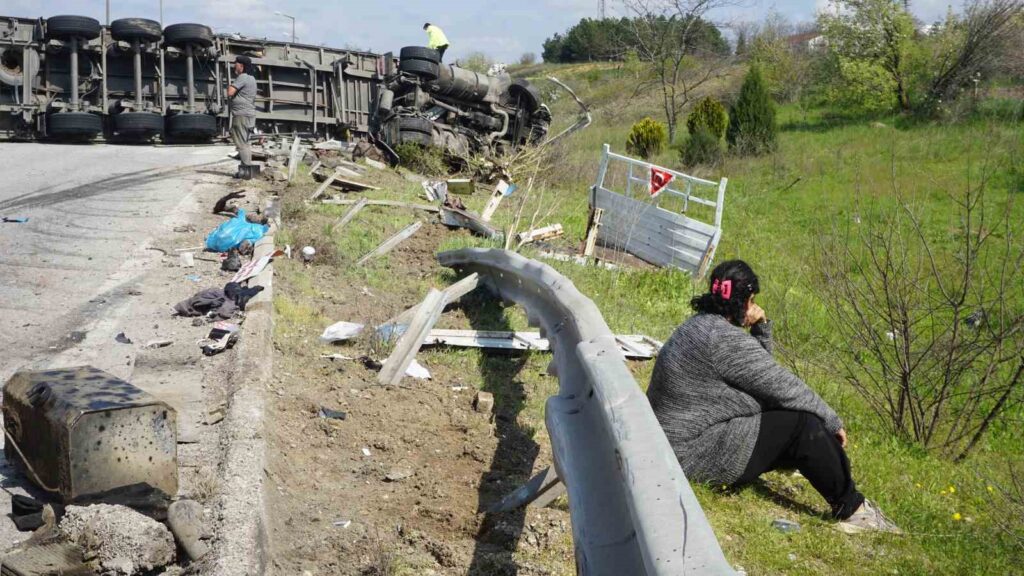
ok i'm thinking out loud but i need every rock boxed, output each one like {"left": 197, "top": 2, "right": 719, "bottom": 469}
{"left": 473, "top": 391, "right": 494, "bottom": 414}
{"left": 59, "top": 503, "right": 175, "bottom": 574}
{"left": 167, "top": 499, "right": 209, "bottom": 562}
{"left": 384, "top": 465, "right": 414, "bottom": 482}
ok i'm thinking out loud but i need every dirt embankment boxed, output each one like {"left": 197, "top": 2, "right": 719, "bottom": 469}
{"left": 264, "top": 173, "right": 575, "bottom": 576}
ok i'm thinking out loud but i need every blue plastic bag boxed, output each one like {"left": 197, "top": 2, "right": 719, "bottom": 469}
{"left": 205, "top": 209, "right": 269, "bottom": 252}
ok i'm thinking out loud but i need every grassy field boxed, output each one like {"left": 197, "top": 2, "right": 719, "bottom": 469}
{"left": 467, "top": 62, "right": 1023, "bottom": 574}
{"left": 278, "top": 60, "right": 1023, "bottom": 574}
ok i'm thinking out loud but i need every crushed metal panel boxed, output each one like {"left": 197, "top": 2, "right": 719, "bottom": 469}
{"left": 0, "top": 542, "right": 94, "bottom": 576}
{"left": 590, "top": 144, "right": 726, "bottom": 278}
{"left": 2, "top": 367, "right": 178, "bottom": 504}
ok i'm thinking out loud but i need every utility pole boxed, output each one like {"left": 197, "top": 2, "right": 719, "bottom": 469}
{"left": 275, "top": 11, "right": 296, "bottom": 43}
{"left": 600, "top": 0, "right": 606, "bottom": 19}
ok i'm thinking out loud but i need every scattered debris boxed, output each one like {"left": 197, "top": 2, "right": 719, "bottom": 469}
{"left": 421, "top": 329, "right": 661, "bottom": 359}
{"left": 286, "top": 135, "right": 302, "bottom": 181}
{"left": 582, "top": 207, "right": 605, "bottom": 258}
{"left": 405, "top": 358, "right": 431, "bottom": 380}
{"left": 205, "top": 209, "right": 269, "bottom": 253}
{"left": 446, "top": 179, "right": 474, "bottom": 195}
{"left": 772, "top": 518, "right": 801, "bottom": 533}
{"left": 473, "top": 391, "right": 495, "bottom": 414}
{"left": 115, "top": 332, "right": 133, "bottom": 344}
{"left": 537, "top": 251, "right": 618, "bottom": 270}
{"left": 300, "top": 246, "right": 316, "bottom": 264}
{"left": 200, "top": 322, "right": 240, "bottom": 356}
{"left": 222, "top": 249, "right": 242, "bottom": 272}
{"left": 2, "top": 216, "right": 29, "bottom": 223}
{"left": 481, "top": 180, "right": 515, "bottom": 222}
{"left": 186, "top": 274, "right": 202, "bottom": 282}
{"left": 333, "top": 519, "right": 353, "bottom": 528}
{"left": 3, "top": 368, "right": 180, "bottom": 502}
{"left": 364, "top": 158, "right": 387, "bottom": 170}
{"left": 0, "top": 542, "right": 92, "bottom": 575}
{"left": 212, "top": 191, "right": 247, "bottom": 216}
{"left": 439, "top": 206, "right": 502, "bottom": 240}
{"left": 378, "top": 288, "right": 446, "bottom": 386}
{"left": 361, "top": 447, "right": 372, "bottom": 457}
{"left": 144, "top": 339, "right": 173, "bottom": 349}
{"left": 320, "top": 354, "right": 354, "bottom": 361}
{"left": 320, "top": 321, "right": 365, "bottom": 343}
{"left": 516, "top": 223, "right": 564, "bottom": 247}
{"left": 59, "top": 503, "right": 176, "bottom": 575}
{"left": 322, "top": 198, "right": 440, "bottom": 213}
{"left": 318, "top": 407, "right": 348, "bottom": 420}
{"left": 377, "top": 273, "right": 481, "bottom": 340}
{"left": 312, "top": 169, "right": 379, "bottom": 192}
{"left": 230, "top": 249, "right": 283, "bottom": 284}
{"left": 355, "top": 221, "right": 423, "bottom": 266}
{"left": 384, "top": 465, "right": 414, "bottom": 482}
{"left": 174, "top": 283, "right": 262, "bottom": 319}
{"left": 173, "top": 224, "right": 197, "bottom": 233}
{"left": 179, "top": 252, "right": 195, "bottom": 268}
{"left": 167, "top": 499, "right": 209, "bottom": 562}
{"left": 331, "top": 197, "right": 368, "bottom": 234}
{"left": 422, "top": 180, "right": 447, "bottom": 202}
{"left": 309, "top": 169, "right": 341, "bottom": 202}
{"left": 67, "top": 330, "right": 87, "bottom": 343}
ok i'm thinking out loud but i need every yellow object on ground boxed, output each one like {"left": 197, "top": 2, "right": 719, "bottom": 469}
{"left": 426, "top": 25, "right": 449, "bottom": 49}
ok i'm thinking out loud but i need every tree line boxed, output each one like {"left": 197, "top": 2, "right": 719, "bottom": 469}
{"left": 541, "top": 16, "right": 729, "bottom": 63}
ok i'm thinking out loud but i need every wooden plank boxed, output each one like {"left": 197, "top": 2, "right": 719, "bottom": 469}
{"left": 481, "top": 188, "right": 505, "bottom": 222}
{"left": 582, "top": 207, "right": 604, "bottom": 257}
{"left": 439, "top": 207, "right": 502, "bottom": 239}
{"left": 322, "top": 198, "right": 441, "bottom": 213}
{"left": 312, "top": 170, "right": 381, "bottom": 192}
{"left": 516, "top": 224, "right": 564, "bottom": 246}
{"left": 378, "top": 289, "right": 446, "bottom": 386}
{"left": 331, "top": 197, "right": 368, "bottom": 234}
{"left": 383, "top": 273, "right": 482, "bottom": 329}
{"left": 286, "top": 135, "right": 301, "bottom": 181}
{"left": 309, "top": 160, "right": 322, "bottom": 175}
{"left": 355, "top": 221, "right": 423, "bottom": 266}
{"left": 309, "top": 169, "right": 339, "bottom": 201}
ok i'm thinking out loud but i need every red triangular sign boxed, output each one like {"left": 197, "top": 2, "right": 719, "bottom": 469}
{"left": 649, "top": 167, "right": 675, "bottom": 198}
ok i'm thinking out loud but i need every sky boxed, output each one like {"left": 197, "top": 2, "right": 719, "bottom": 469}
{"left": 5, "top": 0, "right": 959, "bottom": 62}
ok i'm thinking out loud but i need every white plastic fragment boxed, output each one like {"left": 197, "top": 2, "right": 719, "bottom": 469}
{"left": 405, "top": 359, "right": 431, "bottom": 380}
{"left": 320, "top": 321, "right": 364, "bottom": 343}
{"left": 361, "top": 447, "right": 371, "bottom": 457}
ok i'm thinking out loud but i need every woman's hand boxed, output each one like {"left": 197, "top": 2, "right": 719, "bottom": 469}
{"left": 836, "top": 428, "right": 848, "bottom": 448}
{"left": 744, "top": 303, "right": 767, "bottom": 327}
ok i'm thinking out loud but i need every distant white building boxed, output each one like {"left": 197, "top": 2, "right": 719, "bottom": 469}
{"left": 785, "top": 31, "right": 828, "bottom": 51}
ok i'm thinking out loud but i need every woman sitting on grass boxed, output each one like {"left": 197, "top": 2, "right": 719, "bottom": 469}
{"left": 647, "top": 260, "right": 900, "bottom": 533}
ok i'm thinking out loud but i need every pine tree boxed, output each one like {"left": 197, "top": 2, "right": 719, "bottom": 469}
{"left": 726, "top": 65, "right": 777, "bottom": 155}
{"left": 735, "top": 30, "right": 748, "bottom": 56}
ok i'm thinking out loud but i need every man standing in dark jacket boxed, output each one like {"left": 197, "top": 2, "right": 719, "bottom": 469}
{"left": 227, "top": 55, "right": 257, "bottom": 179}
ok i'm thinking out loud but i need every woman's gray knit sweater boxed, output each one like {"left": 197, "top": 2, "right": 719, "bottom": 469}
{"left": 648, "top": 313, "right": 843, "bottom": 486}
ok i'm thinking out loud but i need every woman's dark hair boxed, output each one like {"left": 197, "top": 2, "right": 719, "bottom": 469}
{"left": 690, "top": 259, "right": 760, "bottom": 325}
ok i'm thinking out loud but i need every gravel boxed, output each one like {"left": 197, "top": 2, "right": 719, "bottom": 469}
{"left": 58, "top": 504, "right": 176, "bottom": 575}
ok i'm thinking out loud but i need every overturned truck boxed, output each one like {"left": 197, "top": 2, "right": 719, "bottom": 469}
{"left": 0, "top": 13, "right": 550, "bottom": 155}
{"left": 379, "top": 46, "right": 550, "bottom": 156}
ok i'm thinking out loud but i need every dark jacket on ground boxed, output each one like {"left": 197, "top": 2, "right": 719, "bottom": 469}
{"left": 647, "top": 313, "right": 843, "bottom": 486}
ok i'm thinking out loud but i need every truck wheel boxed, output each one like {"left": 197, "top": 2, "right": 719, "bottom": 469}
{"left": 400, "top": 131, "right": 433, "bottom": 147}
{"left": 398, "top": 59, "right": 439, "bottom": 81}
{"left": 397, "top": 117, "right": 433, "bottom": 135}
{"left": 114, "top": 111, "right": 164, "bottom": 137}
{"left": 0, "top": 46, "right": 39, "bottom": 87}
{"left": 399, "top": 46, "right": 440, "bottom": 64}
{"left": 111, "top": 18, "right": 162, "bottom": 43}
{"left": 508, "top": 79, "right": 542, "bottom": 113}
{"left": 163, "top": 23, "right": 213, "bottom": 48}
{"left": 48, "top": 112, "right": 102, "bottom": 140}
{"left": 166, "top": 113, "right": 217, "bottom": 141}
{"left": 46, "top": 15, "right": 102, "bottom": 41}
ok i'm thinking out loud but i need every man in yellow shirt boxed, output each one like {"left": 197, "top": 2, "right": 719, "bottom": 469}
{"left": 423, "top": 23, "right": 450, "bottom": 61}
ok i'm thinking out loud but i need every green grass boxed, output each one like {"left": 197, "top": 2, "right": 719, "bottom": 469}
{"left": 445, "top": 64, "right": 1024, "bottom": 574}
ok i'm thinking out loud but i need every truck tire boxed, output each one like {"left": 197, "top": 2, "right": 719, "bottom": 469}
{"left": 46, "top": 15, "right": 102, "bottom": 41}
{"left": 398, "top": 58, "right": 439, "bottom": 81}
{"left": 163, "top": 23, "right": 214, "bottom": 48}
{"left": 399, "top": 46, "right": 440, "bottom": 64}
{"left": 0, "top": 46, "right": 39, "bottom": 87}
{"left": 398, "top": 117, "right": 433, "bottom": 135}
{"left": 111, "top": 18, "right": 162, "bottom": 43}
{"left": 166, "top": 113, "right": 217, "bottom": 141}
{"left": 400, "top": 131, "right": 433, "bottom": 147}
{"left": 47, "top": 112, "right": 102, "bottom": 140}
{"left": 114, "top": 111, "right": 164, "bottom": 137}
{"left": 508, "top": 79, "right": 542, "bottom": 112}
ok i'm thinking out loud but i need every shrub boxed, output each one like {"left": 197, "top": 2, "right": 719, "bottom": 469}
{"left": 518, "top": 52, "right": 537, "bottom": 66}
{"left": 625, "top": 117, "right": 668, "bottom": 160}
{"left": 727, "top": 66, "right": 777, "bottom": 155}
{"left": 681, "top": 127, "right": 723, "bottom": 167}
{"left": 394, "top": 142, "right": 447, "bottom": 176}
{"left": 686, "top": 97, "right": 728, "bottom": 140}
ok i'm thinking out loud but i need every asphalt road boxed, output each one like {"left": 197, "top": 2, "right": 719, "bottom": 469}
{"left": 0, "top": 142, "right": 232, "bottom": 379}
{"left": 0, "top": 141, "right": 235, "bottom": 546}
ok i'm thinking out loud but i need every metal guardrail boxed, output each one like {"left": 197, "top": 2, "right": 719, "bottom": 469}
{"left": 438, "top": 248, "right": 734, "bottom": 576}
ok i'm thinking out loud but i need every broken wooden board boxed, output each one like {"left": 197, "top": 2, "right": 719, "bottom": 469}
{"left": 439, "top": 206, "right": 503, "bottom": 240}
{"left": 312, "top": 170, "right": 380, "bottom": 191}
{"left": 420, "top": 329, "right": 662, "bottom": 359}
{"left": 286, "top": 135, "right": 301, "bottom": 181}
{"left": 516, "top": 223, "right": 564, "bottom": 246}
{"left": 331, "top": 197, "right": 369, "bottom": 234}
{"left": 322, "top": 198, "right": 440, "bottom": 213}
{"left": 379, "top": 273, "right": 482, "bottom": 337}
{"left": 582, "top": 207, "right": 604, "bottom": 257}
{"left": 378, "top": 289, "right": 447, "bottom": 386}
{"left": 309, "top": 170, "right": 340, "bottom": 201}
{"left": 447, "top": 178, "right": 475, "bottom": 195}
{"left": 355, "top": 221, "right": 423, "bottom": 266}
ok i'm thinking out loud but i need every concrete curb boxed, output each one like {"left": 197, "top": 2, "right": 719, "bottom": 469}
{"left": 209, "top": 200, "right": 279, "bottom": 576}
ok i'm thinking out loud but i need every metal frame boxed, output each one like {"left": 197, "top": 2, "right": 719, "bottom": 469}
{"left": 590, "top": 143, "right": 727, "bottom": 277}
{"left": 438, "top": 248, "right": 735, "bottom": 576}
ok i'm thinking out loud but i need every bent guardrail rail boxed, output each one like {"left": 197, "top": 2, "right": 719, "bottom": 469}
{"left": 438, "top": 248, "right": 734, "bottom": 576}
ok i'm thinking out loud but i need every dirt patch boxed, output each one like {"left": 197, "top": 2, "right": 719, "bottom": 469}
{"left": 264, "top": 184, "right": 575, "bottom": 575}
